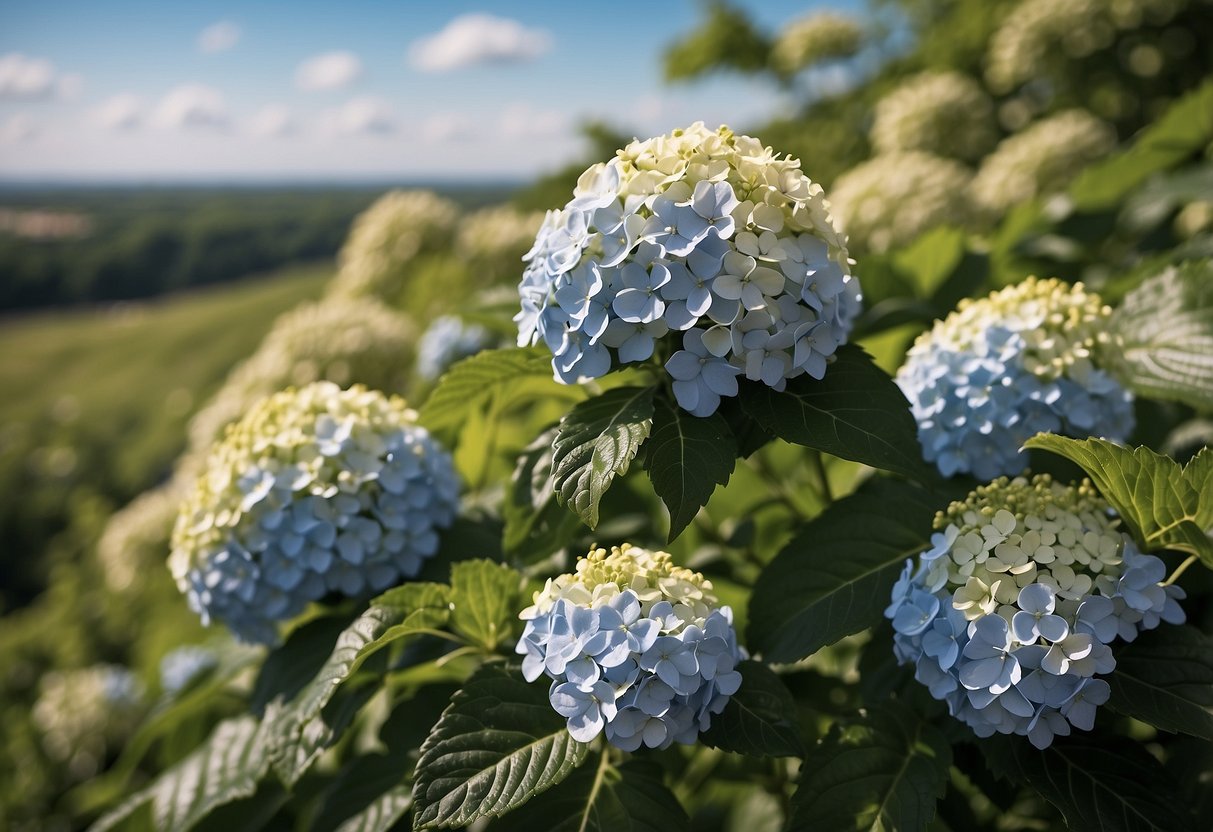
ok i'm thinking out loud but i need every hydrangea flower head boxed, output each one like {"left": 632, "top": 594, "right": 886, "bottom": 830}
{"left": 517, "top": 544, "right": 745, "bottom": 750}
{"left": 896, "top": 277, "right": 1134, "bottom": 479}
{"left": 516, "top": 123, "right": 860, "bottom": 417}
{"left": 771, "top": 12, "right": 864, "bottom": 74}
{"left": 886, "top": 476, "right": 1184, "bottom": 748}
{"left": 171, "top": 381, "right": 460, "bottom": 644}
{"left": 159, "top": 646, "right": 219, "bottom": 695}
{"left": 870, "top": 71, "right": 997, "bottom": 162}
{"left": 33, "top": 664, "right": 145, "bottom": 769}
{"left": 416, "top": 315, "right": 494, "bottom": 380}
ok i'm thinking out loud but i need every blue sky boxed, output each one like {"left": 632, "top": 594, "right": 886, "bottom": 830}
{"left": 0, "top": 0, "right": 861, "bottom": 181}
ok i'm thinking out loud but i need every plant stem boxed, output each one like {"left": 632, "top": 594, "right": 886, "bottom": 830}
{"left": 1164, "top": 554, "right": 1199, "bottom": 586}
{"left": 811, "top": 451, "right": 833, "bottom": 504}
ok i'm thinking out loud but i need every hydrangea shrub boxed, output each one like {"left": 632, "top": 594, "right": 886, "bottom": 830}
{"left": 516, "top": 544, "right": 743, "bottom": 749}
{"left": 886, "top": 475, "right": 1185, "bottom": 748}
{"left": 170, "top": 381, "right": 459, "bottom": 643}
{"left": 516, "top": 122, "right": 861, "bottom": 416}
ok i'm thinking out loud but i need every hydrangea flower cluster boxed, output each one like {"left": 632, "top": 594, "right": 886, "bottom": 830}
{"left": 186, "top": 297, "right": 413, "bottom": 461}
{"left": 970, "top": 110, "right": 1115, "bottom": 217}
{"left": 159, "top": 646, "right": 219, "bottom": 695}
{"left": 455, "top": 205, "right": 545, "bottom": 281}
{"left": 416, "top": 315, "right": 494, "bottom": 380}
{"left": 97, "top": 481, "right": 182, "bottom": 594}
{"left": 516, "top": 122, "right": 860, "bottom": 417}
{"left": 895, "top": 277, "right": 1133, "bottom": 479}
{"left": 329, "top": 189, "right": 460, "bottom": 301}
{"left": 516, "top": 544, "right": 745, "bottom": 750}
{"left": 33, "top": 665, "right": 145, "bottom": 769}
{"left": 771, "top": 12, "right": 864, "bottom": 74}
{"left": 870, "top": 71, "right": 997, "bottom": 162}
{"left": 171, "top": 382, "right": 459, "bottom": 644}
{"left": 828, "top": 152, "right": 973, "bottom": 253}
{"left": 886, "top": 476, "right": 1185, "bottom": 749}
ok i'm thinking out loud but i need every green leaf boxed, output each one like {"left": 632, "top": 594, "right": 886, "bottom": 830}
{"left": 334, "top": 788, "right": 413, "bottom": 832}
{"left": 419, "top": 347, "right": 560, "bottom": 431}
{"left": 789, "top": 703, "right": 951, "bottom": 832}
{"left": 747, "top": 478, "right": 941, "bottom": 664}
{"left": 489, "top": 759, "right": 689, "bottom": 832}
{"left": 739, "top": 345, "right": 935, "bottom": 483}
{"left": 701, "top": 660, "right": 803, "bottom": 757}
{"left": 551, "top": 386, "right": 655, "bottom": 528}
{"left": 1108, "top": 625, "right": 1213, "bottom": 742}
{"left": 503, "top": 425, "right": 584, "bottom": 560}
{"left": 449, "top": 560, "right": 522, "bottom": 651}
{"left": 981, "top": 735, "right": 1192, "bottom": 831}
{"left": 1071, "top": 79, "right": 1213, "bottom": 211}
{"left": 1021, "top": 435, "right": 1213, "bottom": 567}
{"left": 643, "top": 396, "right": 737, "bottom": 541}
{"left": 412, "top": 663, "right": 591, "bottom": 829}
{"left": 1108, "top": 260, "right": 1213, "bottom": 410}
{"left": 251, "top": 612, "right": 356, "bottom": 711}
{"left": 90, "top": 716, "right": 273, "bottom": 832}
{"left": 311, "top": 748, "right": 415, "bottom": 832}
{"left": 891, "top": 226, "right": 965, "bottom": 299}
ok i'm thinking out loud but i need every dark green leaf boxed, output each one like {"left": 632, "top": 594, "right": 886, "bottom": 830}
{"left": 551, "top": 386, "right": 655, "bottom": 528}
{"left": 891, "top": 226, "right": 965, "bottom": 299}
{"left": 748, "top": 478, "right": 940, "bottom": 664}
{"left": 311, "top": 748, "right": 414, "bottom": 832}
{"left": 449, "top": 560, "right": 522, "bottom": 651}
{"left": 701, "top": 660, "right": 803, "bottom": 757}
{"left": 419, "top": 513, "right": 505, "bottom": 582}
{"left": 251, "top": 611, "right": 358, "bottom": 712}
{"left": 419, "top": 347, "right": 561, "bottom": 431}
{"left": 1021, "top": 435, "right": 1213, "bottom": 567}
{"left": 412, "top": 664, "right": 590, "bottom": 829}
{"left": 981, "top": 735, "right": 1192, "bottom": 831}
{"left": 789, "top": 703, "right": 951, "bottom": 832}
{"left": 1109, "top": 260, "right": 1213, "bottom": 410}
{"left": 739, "top": 345, "right": 934, "bottom": 482}
{"left": 643, "top": 396, "right": 737, "bottom": 541}
{"left": 489, "top": 760, "right": 688, "bottom": 832}
{"left": 1108, "top": 625, "right": 1213, "bottom": 741}
{"left": 503, "top": 425, "right": 584, "bottom": 560}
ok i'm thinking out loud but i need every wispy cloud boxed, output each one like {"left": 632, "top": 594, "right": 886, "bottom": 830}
{"left": 325, "top": 96, "right": 395, "bottom": 135}
{"left": 295, "top": 51, "right": 362, "bottom": 92}
{"left": 0, "top": 114, "right": 38, "bottom": 142}
{"left": 198, "top": 21, "right": 242, "bottom": 54}
{"left": 409, "top": 14, "right": 551, "bottom": 73}
{"left": 152, "top": 84, "right": 228, "bottom": 130}
{"left": 498, "top": 103, "right": 567, "bottom": 140}
{"left": 92, "top": 93, "right": 144, "bottom": 130}
{"left": 420, "top": 112, "right": 477, "bottom": 143}
{"left": 0, "top": 53, "right": 61, "bottom": 100}
{"left": 248, "top": 104, "right": 296, "bottom": 138}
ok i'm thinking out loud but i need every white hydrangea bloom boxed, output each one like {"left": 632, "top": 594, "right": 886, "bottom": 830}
{"left": 771, "top": 12, "right": 864, "bottom": 73}
{"left": 96, "top": 481, "right": 183, "bottom": 594}
{"left": 970, "top": 110, "right": 1115, "bottom": 217}
{"left": 455, "top": 205, "right": 545, "bottom": 276}
{"left": 870, "top": 71, "right": 998, "bottom": 162}
{"left": 828, "top": 152, "right": 973, "bottom": 253}
{"left": 33, "top": 664, "right": 144, "bottom": 774}
{"left": 328, "top": 190, "right": 460, "bottom": 301}
{"left": 171, "top": 382, "right": 459, "bottom": 643}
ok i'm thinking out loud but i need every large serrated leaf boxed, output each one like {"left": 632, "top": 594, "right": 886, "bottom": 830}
{"left": 419, "top": 346, "right": 563, "bottom": 431}
{"left": 643, "top": 396, "right": 736, "bottom": 541}
{"left": 789, "top": 703, "right": 951, "bottom": 832}
{"left": 1108, "top": 261, "right": 1213, "bottom": 410}
{"left": 1021, "top": 435, "right": 1213, "bottom": 567}
{"left": 551, "top": 386, "right": 655, "bottom": 528}
{"left": 701, "top": 660, "right": 804, "bottom": 757}
{"left": 90, "top": 716, "right": 273, "bottom": 832}
{"left": 748, "top": 478, "right": 942, "bottom": 664}
{"left": 981, "top": 735, "right": 1192, "bottom": 831}
{"left": 503, "top": 425, "right": 584, "bottom": 559}
{"left": 489, "top": 760, "right": 689, "bottom": 832}
{"left": 1108, "top": 625, "right": 1213, "bottom": 742}
{"left": 449, "top": 560, "right": 522, "bottom": 651}
{"left": 411, "top": 664, "right": 591, "bottom": 829}
{"left": 311, "top": 747, "right": 415, "bottom": 832}
{"left": 739, "top": 345, "right": 935, "bottom": 483}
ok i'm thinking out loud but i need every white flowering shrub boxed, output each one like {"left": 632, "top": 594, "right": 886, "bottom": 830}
{"left": 870, "top": 71, "right": 998, "bottom": 162}
{"left": 33, "top": 665, "right": 144, "bottom": 778}
{"left": 771, "top": 12, "right": 864, "bottom": 74}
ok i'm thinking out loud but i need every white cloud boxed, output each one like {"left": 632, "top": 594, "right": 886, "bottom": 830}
{"left": 152, "top": 84, "right": 228, "bottom": 130}
{"left": 420, "top": 112, "right": 477, "bottom": 143}
{"left": 58, "top": 73, "right": 84, "bottom": 100}
{"left": 93, "top": 93, "right": 144, "bottom": 130}
{"left": 325, "top": 96, "right": 395, "bottom": 135}
{"left": 295, "top": 51, "right": 362, "bottom": 91}
{"left": 0, "top": 53, "right": 59, "bottom": 100}
{"left": 409, "top": 14, "right": 551, "bottom": 73}
{"left": 498, "top": 103, "right": 567, "bottom": 140}
{"left": 0, "top": 114, "right": 38, "bottom": 142}
{"left": 249, "top": 104, "right": 296, "bottom": 138}
{"left": 198, "top": 21, "right": 242, "bottom": 54}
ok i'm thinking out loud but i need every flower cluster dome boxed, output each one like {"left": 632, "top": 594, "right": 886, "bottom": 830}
{"left": 896, "top": 277, "right": 1134, "bottom": 479}
{"left": 416, "top": 315, "right": 494, "bottom": 380}
{"left": 886, "top": 476, "right": 1184, "bottom": 749}
{"left": 516, "top": 123, "right": 860, "bottom": 417}
{"left": 771, "top": 12, "right": 864, "bottom": 74}
{"left": 171, "top": 381, "right": 460, "bottom": 644}
{"left": 870, "top": 71, "right": 997, "bottom": 162}
{"left": 33, "top": 665, "right": 145, "bottom": 767}
{"left": 516, "top": 544, "right": 745, "bottom": 750}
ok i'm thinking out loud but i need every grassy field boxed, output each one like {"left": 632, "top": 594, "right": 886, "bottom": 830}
{"left": 0, "top": 262, "right": 332, "bottom": 607}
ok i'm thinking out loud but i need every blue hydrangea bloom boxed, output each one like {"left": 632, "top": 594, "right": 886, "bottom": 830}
{"left": 416, "top": 315, "right": 494, "bottom": 380}
{"left": 171, "top": 382, "right": 460, "bottom": 644}
{"left": 896, "top": 277, "right": 1134, "bottom": 479}
{"left": 517, "top": 123, "right": 861, "bottom": 416}
{"left": 516, "top": 544, "right": 745, "bottom": 749}
{"left": 886, "top": 475, "right": 1185, "bottom": 749}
